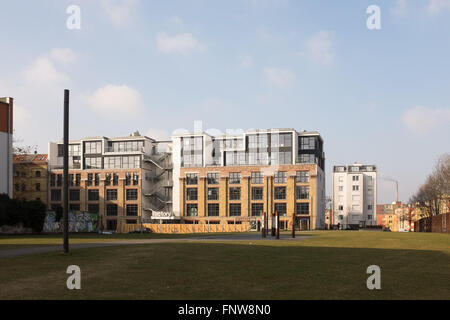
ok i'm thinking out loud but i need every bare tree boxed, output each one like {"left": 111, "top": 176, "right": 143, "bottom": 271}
{"left": 411, "top": 153, "right": 450, "bottom": 217}
{"left": 12, "top": 131, "right": 36, "bottom": 155}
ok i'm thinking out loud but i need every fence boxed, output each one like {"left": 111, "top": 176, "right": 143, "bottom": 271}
{"left": 416, "top": 212, "right": 450, "bottom": 233}
{"left": 121, "top": 222, "right": 252, "bottom": 234}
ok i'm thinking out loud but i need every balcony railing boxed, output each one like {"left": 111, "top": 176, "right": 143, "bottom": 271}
{"left": 104, "top": 146, "right": 145, "bottom": 153}
{"left": 49, "top": 163, "right": 81, "bottom": 170}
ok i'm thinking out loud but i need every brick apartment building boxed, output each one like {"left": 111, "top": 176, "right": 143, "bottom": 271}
{"left": 172, "top": 129, "right": 326, "bottom": 230}
{"left": 13, "top": 154, "right": 48, "bottom": 204}
{"left": 47, "top": 131, "right": 172, "bottom": 232}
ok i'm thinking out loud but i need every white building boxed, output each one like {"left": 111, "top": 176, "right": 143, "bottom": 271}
{"left": 0, "top": 97, "right": 13, "bottom": 197}
{"left": 332, "top": 163, "right": 377, "bottom": 229}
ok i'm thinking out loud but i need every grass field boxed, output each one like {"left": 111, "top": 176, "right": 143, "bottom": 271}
{"left": 0, "top": 231, "right": 449, "bottom": 300}
{"left": 0, "top": 232, "right": 238, "bottom": 251}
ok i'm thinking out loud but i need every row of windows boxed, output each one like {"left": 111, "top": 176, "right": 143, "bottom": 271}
{"left": 186, "top": 171, "right": 310, "bottom": 185}
{"left": 15, "top": 183, "right": 42, "bottom": 192}
{"left": 51, "top": 189, "right": 138, "bottom": 202}
{"left": 51, "top": 173, "right": 139, "bottom": 187}
{"left": 186, "top": 203, "right": 309, "bottom": 217}
{"left": 14, "top": 170, "right": 42, "bottom": 178}
{"left": 186, "top": 186, "right": 310, "bottom": 201}
{"left": 59, "top": 141, "right": 145, "bottom": 156}
{"left": 66, "top": 204, "right": 138, "bottom": 216}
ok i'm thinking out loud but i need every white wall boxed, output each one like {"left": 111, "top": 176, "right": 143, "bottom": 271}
{"left": 172, "top": 137, "right": 182, "bottom": 216}
{"left": 332, "top": 168, "right": 377, "bottom": 227}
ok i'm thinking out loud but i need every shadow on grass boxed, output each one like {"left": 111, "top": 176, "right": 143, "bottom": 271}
{"left": 0, "top": 242, "right": 448, "bottom": 300}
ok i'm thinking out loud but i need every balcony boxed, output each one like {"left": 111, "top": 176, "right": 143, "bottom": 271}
{"left": 104, "top": 146, "right": 145, "bottom": 153}
{"left": 49, "top": 163, "right": 81, "bottom": 170}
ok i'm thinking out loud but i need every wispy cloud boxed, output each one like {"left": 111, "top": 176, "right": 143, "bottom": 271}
{"left": 304, "top": 31, "right": 335, "bottom": 65}
{"left": 263, "top": 67, "right": 295, "bottom": 89}
{"left": 100, "top": 0, "right": 140, "bottom": 27}
{"left": 427, "top": 0, "right": 450, "bottom": 15}
{"left": 402, "top": 105, "right": 450, "bottom": 134}
{"left": 22, "top": 48, "right": 76, "bottom": 87}
{"left": 87, "top": 84, "right": 144, "bottom": 117}
{"left": 391, "top": 0, "right": 408, "bottom": 17}
{"left": 156, "top": 32, "right": 205, "bottom": 55}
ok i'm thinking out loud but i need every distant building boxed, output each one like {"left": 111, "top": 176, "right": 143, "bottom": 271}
{"left": 172, "top": 128, "right": 326, "bottom": 230}
{"left": 0, "top": 97, "right": 13, "bottom": 197}
{"left": 13, "top": 154, "right": 48, "bottom": 204}
{"left": 332, "top": 163, "right": 377, "bottom": 229}
{"left": 47, "top": 131, "right": 173, "bottom": 233}
{"left": 377, "top": 202, "right": 402, "bottom": 230}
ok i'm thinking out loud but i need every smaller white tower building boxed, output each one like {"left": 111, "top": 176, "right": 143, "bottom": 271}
{"left": 332, "top": 163, "right": 377, "bottom": 229}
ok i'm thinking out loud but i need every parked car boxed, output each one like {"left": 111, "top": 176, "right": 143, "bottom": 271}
{"left": 129, "top": 227, "right": 152, "bottom": 234}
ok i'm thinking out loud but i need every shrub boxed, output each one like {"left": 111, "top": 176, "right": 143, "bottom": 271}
{"left": 0, "top": 194, "right": 47, "bottom": 233}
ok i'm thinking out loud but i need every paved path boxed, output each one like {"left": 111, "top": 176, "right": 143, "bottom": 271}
{"left": 0, "top": 234, "right": 310, "bottom": 259}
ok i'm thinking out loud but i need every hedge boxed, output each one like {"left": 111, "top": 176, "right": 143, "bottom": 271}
{"left": 0, "top": 194, "right": 47, "bottom": 233}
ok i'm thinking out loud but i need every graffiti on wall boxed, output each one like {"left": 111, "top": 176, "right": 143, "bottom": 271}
{"left": 43, "top": 211, "right": 99, "bottom": 233}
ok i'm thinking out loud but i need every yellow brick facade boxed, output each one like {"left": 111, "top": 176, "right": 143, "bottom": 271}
{"left": 13, "top": 155, "right": 48, "bottom": 205}
{"left": 179, "top": 164, "right": 321, "bottom": 230}
{"left": 48, "top": 169, "right": 143, "bottom": 233}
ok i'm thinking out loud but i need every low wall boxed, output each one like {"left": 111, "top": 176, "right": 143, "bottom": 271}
{"left": 417, "top": 213, "right": 449, "bottom": 234}
{"left": 121, "top": 222, "right": 252, "bottom": 234}
{"left": 43, "top": 211, "right": 99, "bottom": 233}
{"left": 431, "top": 212, "right": 449, "bottom": 233}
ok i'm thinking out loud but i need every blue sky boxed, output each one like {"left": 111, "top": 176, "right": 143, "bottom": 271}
{"left": 1, "top": 0, "right": 450, "bottom": 203}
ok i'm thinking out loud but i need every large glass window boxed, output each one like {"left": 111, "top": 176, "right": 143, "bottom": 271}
{"left": 229, "top": 173, "right": 241, "bottom": 184}
{"left": 229, "top": 204, "right": 241, "bottom": 217}
{"left": 296, "top": 203, "right": 309, "bottom": 215}
{"left": 252, "top": 187, "right": 264, "bottom": 200}
{"left": 107, "top": 189, "right": 118, "bottom": 201}
{"left": 271, "top": 133, "right": 292, "bottom": 148}
{"left": 274, "top": 187, "right": 286, "bottom": 200}
{"left": 271, "top": 151, "right": 292, "bottom": 165}
{"left": 208, "top": 204, "right": 219, "bottom": 217}
{"left": 300, "top": 137, "right": 316, "bottom": 150}
{"left": 88, "top": 204, "right": 99, "bottom": 214}
{"left": 274, "top": 203, "right": 287, "bottom": 216}
{"left": 186, "top": 173, "right": 198, "bottom": 185}
{"left": 126, "top": 204, "right": 138, "bottom": 216}
{"left": 186, "top": 188, "right": 198, "bottom": 201}
{"left": 126, "top": 189, "right": 138, "bottom": 201}
{"left": 296, "top": 171, "right": 309, "bottom": 183}
{"left": 229, "top": 187, "right": 241, "bottom": 200}
{"left": 296, "top": 186, "right": 310, "bottom": 200}
{"left": 186, "top": 204, "right": 198, "bottom": 217}
{"left": 207, "top": 173, "right": 219, "bottom": 185}
{"left": 133, "top": 173, "right": 139, "bottom": 186}
{"left": 88, "top": 189, "right": 99, "bottom": 201}
{"left": 251, "top": 203, "right": 264, "bottom": 217}
{"left": 84, "top": 141, "right": 102, "bottom": 154}
{"left": 298, "top": 154, "right": 316, "bottom": 164}
{"left": 274, "top": 172, "right": 287, "bottom": 184}
{"left": 69, "top": 189, "right": 80, "bottom": 201}
{"left": 251, "top": 172, "right": 264, "bottom": 184}
{"left": 51, "top": 189, "right": 61, "bottom": 202}
{"left": 107, "top": 140, "right": 144, "bottom": 153}
{"left": 208, "top": 188, "right": 219, "bottom": 201}
{"left": 107, "top": 204, "right": 118, "bottom": 216}
{"left": 85, "top": 157, "right": 102, "bottom": 169}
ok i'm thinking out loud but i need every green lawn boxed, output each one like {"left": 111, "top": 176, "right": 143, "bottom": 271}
{"left": 0, "top": 231, "right": 449, "bottom": 300}
{"left": 0, "top": 232, "right": 242, "bottom": 251}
